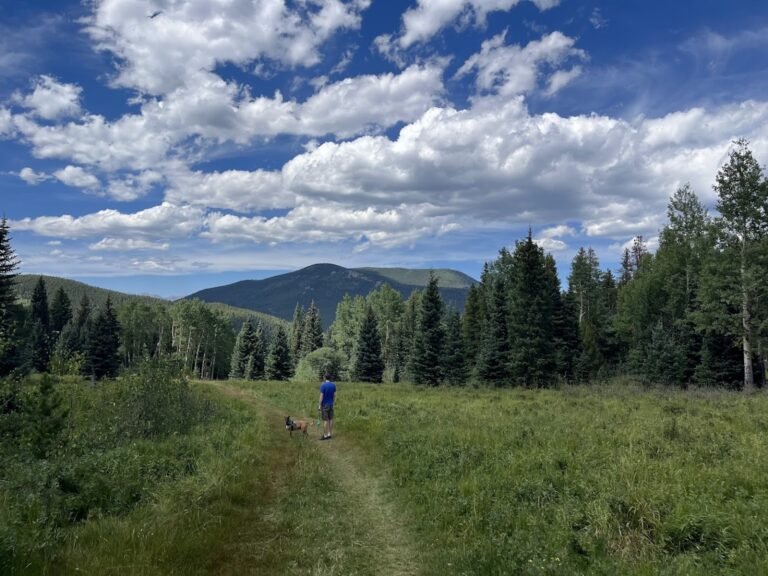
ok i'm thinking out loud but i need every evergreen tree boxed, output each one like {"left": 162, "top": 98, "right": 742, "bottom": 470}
{"left": 477, "top": 276, "right": 510, "bottom": 386}
{"left": 0, "top": 218, "right": 20, "bottom": 374}
{"left": 713, "top": 139, "right": 768, "bottom": 391}
{"left": 462, "top": 284, "right": 484, "bottom": 372}
{"left": 443, "top": 308, "right": 467, "bottom": 385}
{"left": 290, "top": 304, "right": 305, "bottom": 366}
{"left": 30, "top": 276, "right": 50, "bottom": 329}
{"left": 266, "top": 326, "right": 292, "bottom": 380}
{"left": 301, "top": 301, "right": 323, "bottom": 357}
{"left": 29, "top": 277, "right": 51, "bottom": 372}
{"left": 354, "top": 305, "right": 384, "bottom": 382}
{"left": 229, "top": 319, "right": 251, "bottom": 379}
{"left": 410, "top": 273, "right": 444, "bottom": 386}
{"left": 545, "top": 254, "right": 578, "bottom": 381}
{"left": 619, "top": 248, "right": 633, "bottom": 287}
{"left": 507, "top": 232, "right": 555, "bottom": 387}
{"left": 49, "top": 286, "right": 72, "bottom": 335}
{"left": 87, "top": 296, "right": 121, "bottom": 380}
{"left": 249, "top": 321, "right": 266, "bottom": 380}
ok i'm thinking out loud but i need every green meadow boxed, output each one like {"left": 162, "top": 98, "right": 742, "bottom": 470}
{"left": 5, "top": 376, "right": 768, "bottom": 575}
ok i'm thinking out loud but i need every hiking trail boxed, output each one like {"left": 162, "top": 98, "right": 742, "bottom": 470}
{"left": 212, "top": 382, "right": 420, "bottom": 576}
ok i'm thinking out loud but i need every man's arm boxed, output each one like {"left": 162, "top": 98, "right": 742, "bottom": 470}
{"left": 318, "top": 392, "right": 323, "bottom": 410}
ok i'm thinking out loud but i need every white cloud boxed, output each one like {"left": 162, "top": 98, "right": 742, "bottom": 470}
{"left": 455, "top": 31, "right": 585, "bottom": 97}
{"left": 12, "top": 202, "right": 204, "bottom": 239}
{"left": 544, "top": 66, "right": 583, "bottom": 96}
{"left": 538, "top": 225, "right": 577, "bottom": 239}
{"left": 7, "top": 64, "right": 444, "bottom": 175}
{"left": 19, "top": 167, "right": 49, "bottom": 185}
{"left": 18, "top": 75, "right": 82, "bottom": 120}
{"left": 390, "top": 0, "right": 560, "bottom": 50}
{"left": 53, "top": 165, "right": 100, "bottom": 189}
{"left": 166, "top": 169, "right": 291, "bottom": 212}
{"left": 0, "top": 108, "right": 13, "bottom": 136}
{"left": 85, "top": 0, "right": 371, "bottom": 95}
{"left": 90, "top": 238, "right": 170, "bottom": 251}
{"left": 204, "top": 203, "right": 457, "bottom": 248}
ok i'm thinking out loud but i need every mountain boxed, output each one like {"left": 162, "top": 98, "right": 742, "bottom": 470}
{"left": 184, "top": 263, "right": 477, "bottom": 327}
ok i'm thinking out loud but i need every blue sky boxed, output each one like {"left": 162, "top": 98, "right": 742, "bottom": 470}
{"left": 1, "top": 0, "right": 767, "bottom": 298}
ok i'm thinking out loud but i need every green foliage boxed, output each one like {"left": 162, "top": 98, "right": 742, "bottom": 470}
{"left": 442, "top": 309, "right": 467, "bottom": 385}
{"left": 477, "top": 277, "right": 510, "bottom": 386}
{"left": 410, "top": 273, "right": 444, "bottom": 386}
{"left": 293, "top": 346, "right": 345, "bottom": 382}
{"left": 507, "top": 232, "right": 556, "bottom": 387}
{"left": 354, "top": 306, "right": 384, "bottom": 383}
{"left": 86, "top": 296, "right": 121, "bottom": 380}
{"left": 49, "top": 286, "right": 72, "bottom": 336}
{"left": 0, "top": 362, "right": 219, "bottom": 572}
{"left": 265, "top": 326, "right": 292, "bottom": 380}
{"left": 300, "top": 301, "right": 324, "bottom": 358}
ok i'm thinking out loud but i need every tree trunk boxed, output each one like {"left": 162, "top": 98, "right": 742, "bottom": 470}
{"left": 741, "top": 244, "right": 755, "bottom": 392}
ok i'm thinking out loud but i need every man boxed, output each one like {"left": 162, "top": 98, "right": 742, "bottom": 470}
{"left": 318, "top": 373, "right": 336, "bottom": 440}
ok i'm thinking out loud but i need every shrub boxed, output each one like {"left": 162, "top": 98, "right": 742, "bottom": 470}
{"left": 293, "top": 347, "right": 345, "bottom": 382}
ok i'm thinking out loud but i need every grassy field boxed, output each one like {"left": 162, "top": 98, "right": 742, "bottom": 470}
{"left": 7, "top": 376, "right": 768, "bottom": 575}
{"left": 237, "top": 380, "right": 768, "bottom": 575}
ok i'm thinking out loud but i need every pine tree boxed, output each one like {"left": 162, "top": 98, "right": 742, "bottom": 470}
{"left": 462, "top": 284, "right": 484, "bottom": 372}
{"left": 229, "top": 319, "right": 251, "bottom": 379}
{"left": 49, "top": 287, "right": 72, "bottom": 335}
{"left": 87, "top": 296, "right": 120, "bottom": 380}
{"left": 289, "top": 303, "right": 305, "bottom": 366}
{"left": 29, "top": 277, "right": 51, "bottom": 372}
{"left": 410, "top": 273, "right": 444, "bottom": 386}
{"left": 354, "top": 305, "right": 384, "bottom": 383}
{"left": 0, "top": 218, "right": 21, "bottom": 371}
{"left": 477, "top": 276, "right": 510, "bottom": 386}
{"left": 301, "top": 301, "right": 323, "bottom": 357}
{"left": 266, "top": 326, "right": 292, "bottom": 380}
{"left": 545, "top": 254, "right": 578, "bottom": 381}
{"left": 30, "top": 276, "right": 50, "bottom": 329}
{"left": 507, "top": 232, "right": 555, "bottom": 387}
{"left": 443, "top": 308, "right": 467, "bottom": 385}
{"left": 250, "top": 321, "right": 266, "bottom": 380}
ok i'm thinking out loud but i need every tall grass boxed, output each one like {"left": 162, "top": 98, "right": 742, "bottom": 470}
{"left": 243, "top": 380, "right": 768, "bottom": 575}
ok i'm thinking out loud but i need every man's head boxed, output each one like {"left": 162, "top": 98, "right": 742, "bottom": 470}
{"left": 324, "top": 373, "right": 332, "bottom": 381}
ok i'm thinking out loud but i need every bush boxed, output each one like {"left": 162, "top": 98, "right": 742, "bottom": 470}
{"left": 293, "top": 347, "right": 345, "bottom": 382}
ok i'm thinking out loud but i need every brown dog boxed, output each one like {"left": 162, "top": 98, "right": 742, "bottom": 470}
{"left": 285, "top": 416, "right": 310, "bottom": 437}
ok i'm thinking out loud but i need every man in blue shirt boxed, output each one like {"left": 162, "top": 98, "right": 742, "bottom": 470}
{"left": 318, "top": 374, "right": 336, "bottom": 440}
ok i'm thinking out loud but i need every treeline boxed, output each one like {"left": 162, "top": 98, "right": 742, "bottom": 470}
{"left": 0, "top": 233, "right": 290, "bottom": 381}
{"left": 316, "top": 139, "right": 768, "bottom": 389}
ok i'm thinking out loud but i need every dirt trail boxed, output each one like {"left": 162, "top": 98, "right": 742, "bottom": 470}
{"left": 212, "top": 383, "right": 420, "bottom": 576}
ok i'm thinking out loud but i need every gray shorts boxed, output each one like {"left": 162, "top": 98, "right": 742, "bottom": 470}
{"left": 321, "top": 404, "right": 334, "bottom": 421}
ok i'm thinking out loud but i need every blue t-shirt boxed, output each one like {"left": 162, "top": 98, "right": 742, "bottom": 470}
{"left": 320, "top": 380, "right": 336, "bottom": 406}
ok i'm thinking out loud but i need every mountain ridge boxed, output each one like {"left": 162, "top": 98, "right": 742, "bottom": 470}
{"left": 185, "top": 264, "right": 476, "bottom": 328}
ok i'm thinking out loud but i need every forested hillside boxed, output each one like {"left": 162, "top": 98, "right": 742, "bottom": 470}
{"left": 186, "top": 263, "right": 473, "bottom": 327}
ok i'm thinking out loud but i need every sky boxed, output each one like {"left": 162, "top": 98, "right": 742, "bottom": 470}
{"left": 1, "top": 0, "right": 767, "bottom": 299}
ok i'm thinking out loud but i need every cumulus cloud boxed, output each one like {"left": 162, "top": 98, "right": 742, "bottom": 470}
{"left": 19, "top": 167, "right": 49, "bottom": 185}
{"left": 53, "top": 165, "right": 100, "bottom": 189}
{"left": 204, "top": 203, "right": 458, "bottom": 248}
{"left": 90, "top": 238, "right": 170, "bottom": 251}
{"left": 17, "top": 75, "right": 82, "bottom": 120}
{"left": 455, "top": 31, "right": 585, "bottom": 97}
{"left": 384, "top": 0, "right": 560, "bottom": 51}
{"left": 6, "top": 64, "right": 444, "bottom": 174}
{"left": 12, "top": 202, "right": 205, "bottom": 239}
{"left": 84, "top": 0, "right": 371, "bottom": 95}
